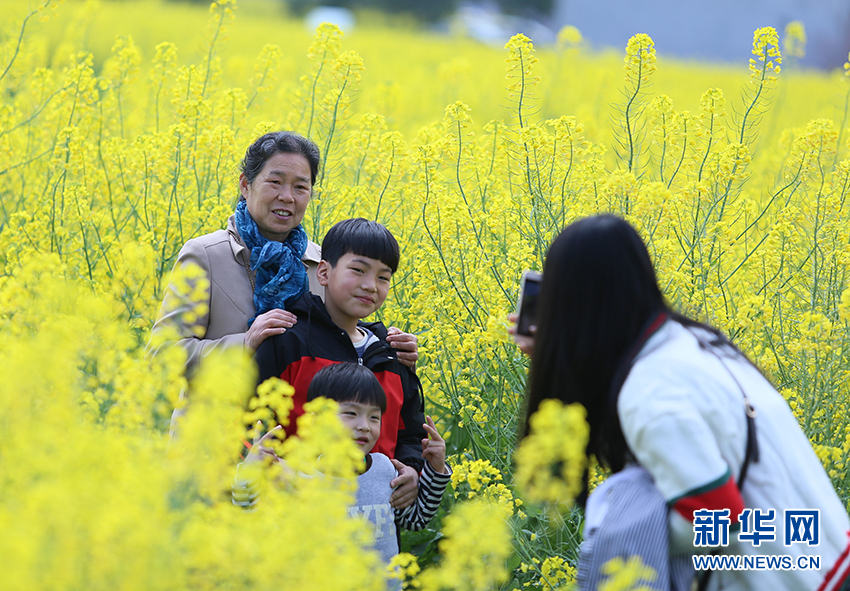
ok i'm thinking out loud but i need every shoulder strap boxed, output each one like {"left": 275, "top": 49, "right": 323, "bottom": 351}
{"left": 700, "top": 341, "right": 759, "bottom": 486}
{"left": 695, "top": 341, "right": 759, "bottom": 591}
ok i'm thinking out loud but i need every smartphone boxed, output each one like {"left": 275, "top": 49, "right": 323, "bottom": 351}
{"left": 516, "top": 270, "right": 542, "bottom": 336}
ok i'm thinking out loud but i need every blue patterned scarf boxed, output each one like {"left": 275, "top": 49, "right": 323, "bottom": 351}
{"left": 235, "top": 199, "right": 309, "bottom": 324}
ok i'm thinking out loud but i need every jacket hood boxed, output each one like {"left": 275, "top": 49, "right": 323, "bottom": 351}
{"left": 289, "top": 291, "right": 322, "bottom": 316}
{"left": 288, "top": 292, "right": 389, "bottom": 338}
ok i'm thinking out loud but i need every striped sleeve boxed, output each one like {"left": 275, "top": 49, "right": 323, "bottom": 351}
{"left": 819, "top": 531, "right": 850, "bottom": 591}
{"left": 395, "top": 462, "right": 452, "bottom": 531}
{"left": 231, "top": 463, "right": 261, "bottom": 511}
{"left": 578, "top": 466, "right": 695, "bottom": 591}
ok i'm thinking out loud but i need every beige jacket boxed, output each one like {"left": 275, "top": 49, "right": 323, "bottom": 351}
{"left": 149, "top": 215, "right": 322, "bottom": 375}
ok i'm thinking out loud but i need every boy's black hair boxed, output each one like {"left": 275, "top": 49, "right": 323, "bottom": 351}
{"left": 307, "top": 362, "right": 387, "bottom": 413}
{"left": 321, "top": 218, "right": 400, "bottom": 273}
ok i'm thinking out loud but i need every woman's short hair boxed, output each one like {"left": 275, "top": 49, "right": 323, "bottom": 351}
{"left": 307, "top": 362, "right": 387, "bottom": 413}
{"left": 240, "top": 131, "right": 321, "bottom": 185}
{"left": 321, "top": 218, "right": 400, "bottom": 274}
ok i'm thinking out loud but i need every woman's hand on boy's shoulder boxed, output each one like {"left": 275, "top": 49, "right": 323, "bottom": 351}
{"left": 387, "top": 327, "right": 418, "bottom": 369}
{"left": 245, "top": 309, "right": 297, "bottom": 351}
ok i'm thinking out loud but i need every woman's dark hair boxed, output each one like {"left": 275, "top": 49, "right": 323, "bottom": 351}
{"left": 307, "top": 362, "right": 387, "bottom": 413}
{"left": 523, "top": 215, "right": 668, "bottom": 478}
{"left": 523, "top": 214, "right": 757, "bottom": 504}
{"left": 321, "top": 218, "right": 400, "bottom": 274}
{"left": 240, "top": 131, "right": 321, "bottom": 185}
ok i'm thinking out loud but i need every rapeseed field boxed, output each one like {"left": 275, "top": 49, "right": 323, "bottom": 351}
{"left": 1, "top": 1, "right": 849, "bottom": 589}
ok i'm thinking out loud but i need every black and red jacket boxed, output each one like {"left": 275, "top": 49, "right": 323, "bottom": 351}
{"left": 252, "top": 292, "right": 427, "bottom": 471}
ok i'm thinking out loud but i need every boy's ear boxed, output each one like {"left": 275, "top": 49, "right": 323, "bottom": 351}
{"left": 316, "top": 260, "right": 330, "bottom": 287}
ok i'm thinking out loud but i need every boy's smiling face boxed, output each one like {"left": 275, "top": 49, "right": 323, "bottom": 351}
{"left": 318, "top": 252, "right": 392, "bottom": 328}
{"left": 337, "top": 401, "right": 382, "bottom": 454}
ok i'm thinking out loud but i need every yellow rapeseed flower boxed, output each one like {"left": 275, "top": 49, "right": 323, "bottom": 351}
{"left": 783, "top": 21, "right": 806, "bottom": 59}
{"left": 624, "top": 33, "right": 657, "bottom": 84}
{"left": 749, "top": 26, "right": 781, "bottom": 84}
{"left": 514, "top": 400, "right": 589, "bottom": 510}
{"left": 556, "top": 25, "right": 583, "bottom": 49}
{"left": 418, "top": 499, "right": 511, "bottom": 591}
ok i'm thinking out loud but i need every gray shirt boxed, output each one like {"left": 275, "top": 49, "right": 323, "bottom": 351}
{"left": 351, "top": 453, "right": 452, "bottom": 589}
{"left": 578, "top": 465, "right": 694, "bottom": 591}
{"left": 234, "top": 452, "right": 452, "bottom": 590}
{"left": 351, "top": 453, "right": 401, "bottom": 566}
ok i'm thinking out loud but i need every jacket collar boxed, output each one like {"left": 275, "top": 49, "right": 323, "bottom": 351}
{"left": 289, "top": 292, "right": 392, "bottom": 355}
{"left": 303, "top": 240, "right": 321, "bottom": 264}
{"left": 226, "top": 214, "right": 250, "bottom": 266}
{"left": 608, "top": 310, "right": 670, "bottom": 403}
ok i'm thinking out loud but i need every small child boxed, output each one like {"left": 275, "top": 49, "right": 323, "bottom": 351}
{"left": 235, "top": 362, "right": 451, "bottom": 586}
{"left": 308, "top": 363, "right": 451, "bottom": 557}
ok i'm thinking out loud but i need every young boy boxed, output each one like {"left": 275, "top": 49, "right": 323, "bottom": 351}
{"left": 313, "top": 363, "right": 450, "bottom": 558}
{"left": 235, "top": 362, "right": 451, "bottom": 588}
{"left": 251, "top": 218, "right": 427, "bottom": 481}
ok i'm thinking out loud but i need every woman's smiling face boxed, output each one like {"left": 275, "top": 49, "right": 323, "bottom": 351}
{"left": 240, "top": 151, "right": 312, "bottom": 242}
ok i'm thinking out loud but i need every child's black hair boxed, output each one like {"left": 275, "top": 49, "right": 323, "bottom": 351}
{"left": 321, "top": 218, "right": 400, "bottom": 273}
{"left": 307, "top": 362, "right": 387, "bottom": 413}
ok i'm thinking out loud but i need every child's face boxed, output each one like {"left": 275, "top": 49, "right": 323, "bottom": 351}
{"left": 319, "top": 252, "right": 392, "bottom": 325}
{"left": 337, "top": 401, "right": 382, "bottom": 454}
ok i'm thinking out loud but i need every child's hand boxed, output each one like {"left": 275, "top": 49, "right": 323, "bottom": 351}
{"left": 421, "top": 416, "right": 447, "bottom": 474}
{"left": 245, "top": 421, "right": 283, "bottom": 465}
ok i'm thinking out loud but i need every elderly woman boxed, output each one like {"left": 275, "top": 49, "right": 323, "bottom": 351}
{"left": 151, "top": 131, "right": 421, "bottom": 506}
{"left": 151, "top": 131, "right": 417, "bottom": 370}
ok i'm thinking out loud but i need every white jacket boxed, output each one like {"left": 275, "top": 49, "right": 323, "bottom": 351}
{"left": 619, "top": 319, "right": 850, "bottom": 591}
